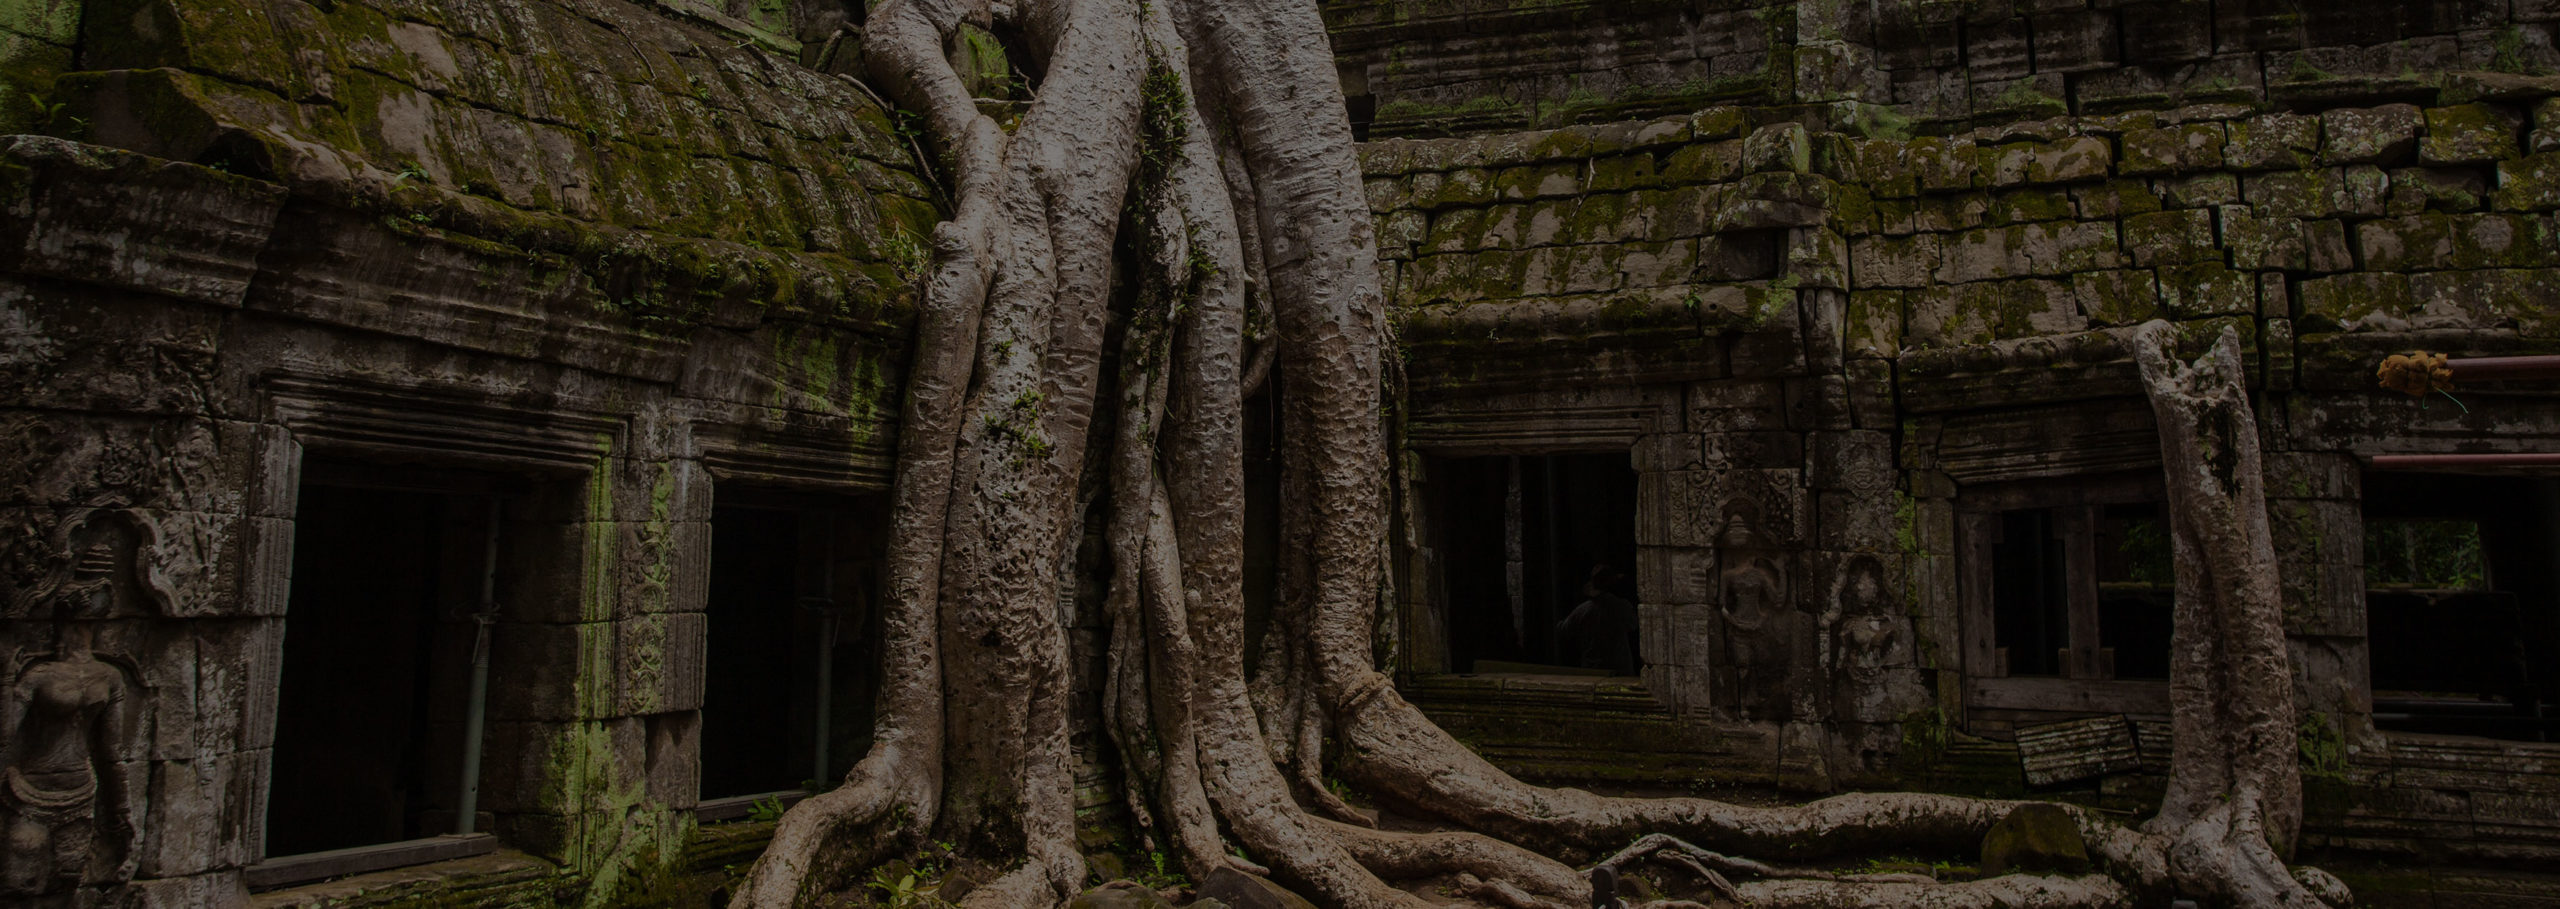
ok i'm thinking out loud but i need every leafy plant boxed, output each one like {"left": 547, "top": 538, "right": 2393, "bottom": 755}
{"left": 24, "top": 92, "right": 64, "bottom": 126}
{"left": 865, "top": 868, "right": 948, "bottom": 909}
{"left": 881, "top": 229, "right": 931, "bottom": 286}
{"left": 746, "top": 795, "right": 787, "bottom": 822}
{"left": 1134, "top": 850, "right": 1187, "bottom": 890}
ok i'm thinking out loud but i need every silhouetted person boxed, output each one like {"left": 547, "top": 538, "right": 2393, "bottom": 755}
{"left": 1556, "top": 565, "right": 1637, "bottom": 675}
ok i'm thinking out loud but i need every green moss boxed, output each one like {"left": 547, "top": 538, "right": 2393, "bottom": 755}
{"left": 1984, "top": 79, "right": 2067, "bottom": 120}
{"left": 2298, "top": 711, "right": 2347, "bottom": 783}
{"left": 1984, "top": 189, "right": 2073, "bottom": 225}
{"left": 1660, "top": 141, "right": 1740, "bottom": 185}
{"left": 1895, "top": 706, "right": 1950, "bottom": 771}
{"left": 1838, "top": 101, "right": 1913, "bottom": 141}
{"left": 0, "top": 38, "right": 72, "bottom": 134}
{"left": 2492, "top": 24, "right": 2542, "bottom": 75}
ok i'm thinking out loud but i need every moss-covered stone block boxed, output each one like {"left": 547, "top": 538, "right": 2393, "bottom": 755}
{"left": 2386, "top": 166, "right": 2487, "bottom": 215}
{"left": 1715, "top": 172, "right": 1836, "bottom": 231}
{"left": 1492, "top": 161, "right": 1579, "bottom": 202}
{"left": 2157, "top": 262, "right": 2254, "bottom": 317}
{"left": 2320, "top": 103, "right": 2423, "bottom": 165}
{"left": 2120, "top": 122, "right": 2227, "bottom": 175}
{"left": 1742, "top": 122, "right": 1812, "bottom": 175}
{"left": 2225, "top": 111, "right": 2320, "bottom": 171}
{"left": 1660, "top": 140, "right": 1742, "bottom": 187}
{"left": 1425, "top": 166, "right": 1496, "bottom": 208}
{"left": 1402, "top": 249, "right": 1526, "bottom": 304}
{"left": 1585, "top": 239, "right": 1696, "bottom": 291}
{"left": 1364, "top": 176, "right": 1410, "bottom": 214}
{"left": 2354, "top": 212, "right": 2560, "bottom": 270}
{"left": 2071, "top": 178, "right": 2162, "bottom": 219}
{"left": 1588, "top": 153, "right": 1659, "bottom": 192}
{"left": 1567, "top": 193, "right": 1644, "bottom": 244}
{"left": 1421, "top": 206, "right": 1488, "bottom": 254}
{"left": 1909, "top": 136, "right": 1981, "bottom": 192}
{"left": 0, "top": 0, "right": 79, "bottom": 43}
{"left": 1985, "top": 135, "right": 2111, "bottom": 186}
{"left": 2421, "top": 102, "right": 2525, "bottom": 165}
{"left": 1828, "top": 182, "right": 1877, "bottom": 235}
{"left": 2219, "top": 206, "right": 2308, "bottom": 271}
{"left": 1934, "top": 219, "right": 2121, "bottom": 283}
{"left": 1690, "top": 105, "right": 1749, "bottom": 140}
{"left": 1979, "top": 804, "right": 2090, "bottom": 875}
{"left": 2159, "top": 172, "right": 2239, "bottom": 208}
{"left": 2409, "top": 268, "right": 2560, "bottom": 337}
{"left": 1983, "top": 188, "right": 2074, "bottom": 225}
{"left": 2295, "top": 271, "right": 2414, "bottom": 331}
{"left": 1893, "top": 192, "right": 1990, "bottom": 235}
{"left": 1971, "top": 74, "right": 2070, "bottom": 122}
{"left": 2071, "top": 269, "right": 2161, "bottom": 325}
{"left": 2242, "top": 166, "right": 2388, "bottom": 219}
{"left": 1521, "top": 199, "right": 1576, "bottom": 246}
{"left": 1905, "top": 278, "right": 2078, "bottom": 347}
{"left": 2493, "top": 150, "right": 2560, "bottom": 210}
{"left": 1626, "top": 189, "right": 1707, "bottom": 244}
{"left": 1377, "top": 209, "right": 1426, "bottom": 258}
{"left": 1850, "top": 138, "right": 1920, "bottom": 198}
{"left": 1850, "top": 233, "right": 1939, "bottom": 289}
{"left": 1846, "top": 289, "right": 1904, "bottom": 357}
{"left": 2303, "top": 219, "right": 2355, "bottom": 272}
{"left": 2123, "top": 208, "right": 2218, "bottom": 267}
{"left": 84, "top": 0, "right": 308, "bottom": 97}
{"left": 0, "top": 32, "right": 70, "bottom": 134}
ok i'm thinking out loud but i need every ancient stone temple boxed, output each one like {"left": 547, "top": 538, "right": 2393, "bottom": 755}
{"left": 2, "top": 0, "right": 2557, "bottom": 904}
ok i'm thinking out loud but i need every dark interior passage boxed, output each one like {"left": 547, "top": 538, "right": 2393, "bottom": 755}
{"left": 2365, "top": 473, "right": 2560, "bottom": 742}
{"left": 1430, "top": 452, "right": 1639, "bottom": 675}
{"left": 700, "top": 488, "right": 885, "bottom": 799}
{"left": 269, "top": 468, "right": 501, "bottom": 857}
{"left": 1981, "top": 498, "right": 2172, "bottom": 681}
{"left": 1991, "top": 510, "right": 2067, "bottom": 677}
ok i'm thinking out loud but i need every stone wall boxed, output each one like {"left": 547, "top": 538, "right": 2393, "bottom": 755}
{"left": 1364, "top": 81, "right": 2560, "bottom": 858}
{"left": 1328, "top": 0, "right": 2560, "bottom": 138}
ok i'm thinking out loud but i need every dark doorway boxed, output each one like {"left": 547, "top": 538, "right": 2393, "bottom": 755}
{"left": 1428, "top": 452, "right": 1639, "bottom": 675}
{"left": 2365, "top": 473, "right": 2560, "bottom": 742}
{"left": 268, "top": 464, "right": 511, "bottom": 858}
{"left": 1991, "top": 509, "right": 2068, "bottom": 678}
{"left": 700, "top": 488, "right": 886, "bottom": 799}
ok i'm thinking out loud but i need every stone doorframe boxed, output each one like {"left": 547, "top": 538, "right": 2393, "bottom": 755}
{"left": 1398, "top": 382, "right": 1686, "bottom": 711}
{"left": 241, "top": 372, "right": 628, "bottom": 875}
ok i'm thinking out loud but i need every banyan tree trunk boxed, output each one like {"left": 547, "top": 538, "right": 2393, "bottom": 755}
{"left": 2129, "top": 319, "right": 2332, "bottom": 908}
{"left": 727, "top": 0, "right": 2357, "bottom": 897}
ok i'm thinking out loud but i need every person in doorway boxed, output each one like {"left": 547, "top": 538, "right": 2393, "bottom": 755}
{"left": 1555, "top": 565, "right": 1638, "bottom": 676}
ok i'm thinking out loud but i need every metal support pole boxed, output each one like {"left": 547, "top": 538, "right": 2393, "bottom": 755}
{"left": 2370, "top": 453, "right": 2560, "bottom": 469}
{"left": 456, "top": 498, "right": 500, "bottom": 835}
{"left": 2446, "top": 354, "right": 2560, "bottom": 382}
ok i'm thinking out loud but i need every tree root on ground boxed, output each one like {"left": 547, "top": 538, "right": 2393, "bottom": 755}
{"left": 724, "top": 0, "right": 2360, "bottom": 902}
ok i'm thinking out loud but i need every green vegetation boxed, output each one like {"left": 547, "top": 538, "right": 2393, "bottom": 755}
{"left": 2298, "top": 712, "right": 2348, "bottom": 783}
{"left": 2363, "top": 519, "right": 2486, "bottom": 589}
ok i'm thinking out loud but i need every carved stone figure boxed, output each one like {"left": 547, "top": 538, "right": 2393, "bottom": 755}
{"left": 1, "top": 544, "right": 140, "bottom": 898}
{"left": 1720, "top": 555, "right": 1792, "bottom": 722}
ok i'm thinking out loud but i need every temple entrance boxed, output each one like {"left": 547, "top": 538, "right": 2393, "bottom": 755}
{"left": 266, "top": 462, "right": 518, "bottom": 858}
{"left": 1428, "top": 452, "right": 1639, "bottom": 675}
{"left": 698, "top": 487, "right": 885, "bottom": 804}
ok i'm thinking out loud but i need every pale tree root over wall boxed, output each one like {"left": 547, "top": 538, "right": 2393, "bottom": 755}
{"left": 724, "top": 0, "right": 2356, "bottom": 897}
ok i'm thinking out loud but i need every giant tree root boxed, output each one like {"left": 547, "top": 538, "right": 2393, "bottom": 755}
{"left": 732, "top": 0, "right": 2356, "bottom": 901}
